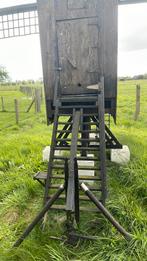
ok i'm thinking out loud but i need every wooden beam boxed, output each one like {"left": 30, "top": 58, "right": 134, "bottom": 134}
{"left": 0, "top": 3, "right": 37, "bottom": 16}
{"left": 119, "top": 0, "right": 147, "bottom": 5}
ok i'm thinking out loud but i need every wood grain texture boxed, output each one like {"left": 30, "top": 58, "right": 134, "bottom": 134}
{"left": 37, "top": 0, "right": 118, "bottom": 120}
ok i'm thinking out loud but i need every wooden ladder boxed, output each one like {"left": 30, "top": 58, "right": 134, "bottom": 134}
{"left": 34, "top": 79, "right": 108, "bottom": 212}
{"left": 14, "top": 79, "right": 131, "bottom": 247}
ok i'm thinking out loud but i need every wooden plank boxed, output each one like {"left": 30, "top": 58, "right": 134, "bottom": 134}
{"left": 98, "top": 77, "right": 107, "bottom": 205}
{"left": 35, "top": 89, "right": 41, "bottom": 113}
{"left": 34, "top": 172, "right": 101, "bottom": 181}
{"left": 50, "top": 205, "right": 100, "bottom": 213}
{"left": 44, "top": 105, "right": 59, "bottom": 204}
{"left": 38, "top": 0, "right": 118, "bottom": 120}
{"left": 14, "top": 99, "right": 19, "bottom": 125}
{"left": 37, "top": 0, "right": 58, "bottom": 119}
{"left": 0, "top": 3, "right": 37, "bottom": 16}
{"left": 103, "top": 0, "right": 118, "bottom": 120}
{"left": 66, "top": 110, "right": 81, "bottom": 211}
{"left": 119, "top": 0, "right": 147, "bottom": 5}
{"left": 57, "top": 17, "right": 100, "bottom": 95}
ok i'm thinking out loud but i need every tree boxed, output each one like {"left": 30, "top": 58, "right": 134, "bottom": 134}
{"left": 0, "top": 66, "right": 10, "bottom": 83}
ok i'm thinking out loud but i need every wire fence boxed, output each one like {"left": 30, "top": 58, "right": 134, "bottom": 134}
{"left": 0, "top": 82, "right": 146, "bottom": 130}
{"left": 0, "top": 90, "right": 45, "bottom": 130}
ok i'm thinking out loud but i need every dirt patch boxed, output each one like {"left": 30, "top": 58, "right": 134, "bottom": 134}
{"left": 4, "top": 208, "right": 19, "bottom": 225}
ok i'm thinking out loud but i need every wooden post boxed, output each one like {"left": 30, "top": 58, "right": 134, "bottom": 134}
{"left": 14, "top": 99, "right": 19, "bottom": 125}
{"left": 134, "top": 85, "right": 140, "bottom": 121}
{"left": 35, "top": 89, "right": 41, "bottom": 113}
{"left": 1, "top": 96, "right": 5, "bottom": 112}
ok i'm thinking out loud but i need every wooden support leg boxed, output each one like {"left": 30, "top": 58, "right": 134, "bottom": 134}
{"left": 98, "top": 77, "right": 107, "bottom": 205}
{"left": 44, "top": 105, "right": 59, "bottom": 204}
{"left": 74, "top": 158, "right": 80, "bottom": 225}
{"left": 80, "top": 183, "right": 132, "bottom": 241}
{"left": 13, "top": 185, "right": 65, "bottom": 248}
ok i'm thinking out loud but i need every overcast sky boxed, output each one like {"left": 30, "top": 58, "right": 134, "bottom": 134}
{"left": 0, "top": 1, "right": 147, "bottom": 80}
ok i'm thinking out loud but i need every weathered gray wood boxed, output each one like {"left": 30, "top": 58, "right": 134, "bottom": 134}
{"left": 134, "top": 85, "right": 141, "bottom": 121}
{"left": 1, "top": 96, "right": 5, "bottom": 112}
{"left": 35, "top": 89, "right": 41, "bottom": 113}
{"left": 119, "top": 0, "right": 147, "bottom": 5}
{"left": 37, "top": 0, "right": 118, "bottom": 120}
{"left": 37, "top": 0, "right": 58, "bottom": 120}
{"left": 57, "top": 17, "right": 100, "bottom": 94}
{"left": 14, "top": 99, "right": 19, "bottom": 125}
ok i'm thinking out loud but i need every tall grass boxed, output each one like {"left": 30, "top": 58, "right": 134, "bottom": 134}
{"left": 0, "top": 80, "right": 146, "bottom": 260}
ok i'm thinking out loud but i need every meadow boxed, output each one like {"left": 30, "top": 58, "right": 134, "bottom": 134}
{"left": 0, "top": 81, "right": 146, "bottom": 261}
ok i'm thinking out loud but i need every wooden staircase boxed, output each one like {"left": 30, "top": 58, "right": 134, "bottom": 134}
{"left": 13, "top": 80, "right": 132, "bottom": 248}
{"left": 34, "top": 81, "right": 122, "bottom": 215}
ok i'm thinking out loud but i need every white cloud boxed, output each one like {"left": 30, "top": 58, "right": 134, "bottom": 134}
{"left": 118, "top": 3, "right": 147, "bottom": 75}
{"left": 0, "top": 1, "right": 147, "bottom": 79}
{"left": 0, "top": 35, "right": 42, "bottom": 81}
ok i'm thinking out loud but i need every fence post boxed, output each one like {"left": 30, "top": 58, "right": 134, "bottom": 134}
{"left": 134, "top": 85, "right": 140, "bottom": 121}
{"left": 1, "top": 96, "right": 5, "bottom": 112}
{"left": 35, "top": 89, "right": 41, "bottom": 113}
{"left": 14, "top": 99, "right": 19, "bottom": 125}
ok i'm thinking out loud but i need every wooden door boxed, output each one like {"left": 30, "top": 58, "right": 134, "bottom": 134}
{"left": 57, "top": 17, "right": 101, "bottom": 95}
{"left": 55, "top": 0, "right": 103, "bottom": 95}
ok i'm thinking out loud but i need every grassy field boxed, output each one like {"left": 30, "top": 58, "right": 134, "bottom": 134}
{"left": 0, "top": 81, "right": 147, "bottom": 261}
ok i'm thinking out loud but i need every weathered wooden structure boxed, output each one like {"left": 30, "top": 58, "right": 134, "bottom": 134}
{"left": 0, "top": 0, "right": 146, "bottom": 246}
{"left": 38, "top": 0, "right": 118, "bottom": 122}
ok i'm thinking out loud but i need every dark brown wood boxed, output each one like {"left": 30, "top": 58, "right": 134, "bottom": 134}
{"left": 66, "top": 110, "right": 81, "bottom": 212}
{"left": 98, "top": 77, "right": 107, "bottom": 205}
{"left": 74, "top": 159, "right": 80, "bottom": 224}
{"left": 81, "top": 183, "right": 132, "bottom": 241}
{"left": 34, "top": 171, "right": 101, "bottom": 181}
{"left": 13, "top": 184, "right": 65, "bottom": 248}
{"left": 44, "top": 105, "right": 59, "bottom": 204}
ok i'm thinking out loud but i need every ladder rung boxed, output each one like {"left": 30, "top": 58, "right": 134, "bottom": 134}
{"left": 82, "top": 122, "right": 97, "bottom": 125}
{"left": 56, "top": 138, "right": 99, "bottom": 142}
{"left": 48, "top": 184, "right": 102, "bottom": 192}
{"left": 34, "top": 172, "right": 101, "bottom": 181}
{"left": 59, "top": 105, "right": 98, "bottom": 109}
{"left": 58, "top": 113, "right": 73, "bottom": 116}
{"left": 50, "top": 195, "right": 90, "bottom": 201}
{"left": 54, "top": 146, "right": 100, "bottom": 151}
{"left": 58, "top": 113, "right": 98, "bottom": 117}
{"left": 50, "top": 205, "right": 100, "bottom": 213}
{"left": 49, "top": 194, "right": 101, "bottom": 201}
{"left": 53, "top": 156, "right": 99, "bottom": 161}
{"left": 56, "top": 130, "right": 99, "bottom": 134}
{"left": 52, "top": 165, "right": 99, "bottom": 171}
{"left": 58, "top": 122, "right": 98, "bottom": 126}
{"left": 52, "top": 165, "right": 65, "bottom": 170}
{"left": 58, "top": 122, "right": 73, "bottom": 125}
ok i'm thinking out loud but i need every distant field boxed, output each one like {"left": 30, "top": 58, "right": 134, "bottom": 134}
{"left": 0, "top": 80, "right": 146, "bottom": 261}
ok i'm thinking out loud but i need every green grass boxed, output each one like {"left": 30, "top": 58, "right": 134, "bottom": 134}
{"left": 0, "top": 80, "right": 147, "bottom": 261}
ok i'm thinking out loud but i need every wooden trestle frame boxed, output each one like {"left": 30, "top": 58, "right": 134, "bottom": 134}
{"left": 13, "top": 78, "right": 132, "bottom": 247}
